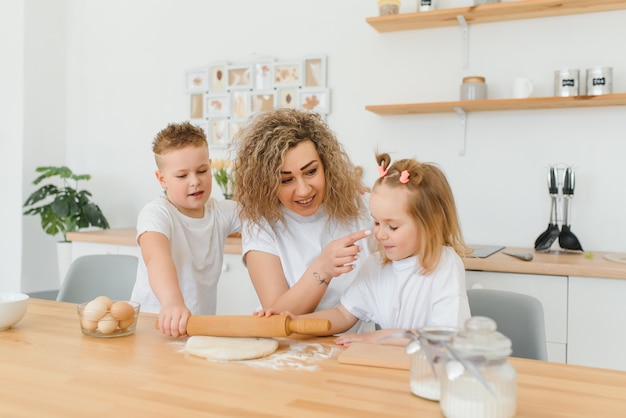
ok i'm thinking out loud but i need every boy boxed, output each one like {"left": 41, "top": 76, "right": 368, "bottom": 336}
{"left": 131, "top": 122, "right": 240, "bottom": 337}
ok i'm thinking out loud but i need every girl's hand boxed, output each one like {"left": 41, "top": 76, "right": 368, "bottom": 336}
{"left": 317, "top": 230, "right": 371, "bottom": 280}
{"left": 333, "top": 332, "right": 378, "bottom": 346}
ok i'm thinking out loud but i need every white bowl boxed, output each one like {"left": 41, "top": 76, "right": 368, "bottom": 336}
{"left": 0, "top": 293, "right": 29, "bottom": 330}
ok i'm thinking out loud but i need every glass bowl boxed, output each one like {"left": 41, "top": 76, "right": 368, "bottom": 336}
{"left": 77, "top": 300, "right": 140, "bottom": 338}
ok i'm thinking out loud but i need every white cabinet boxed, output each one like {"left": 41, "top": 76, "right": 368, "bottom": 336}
{"left": 568, "top": 276, "right": 626, "bottom": 371}
{"left": 216, "top": 253, "right": 260, "bottom": 315}
{"left": 465, "top": 271, "right": 568, "bottom": 363}
{"left": 71, "top": 241, "right": 141, "bottom": 261}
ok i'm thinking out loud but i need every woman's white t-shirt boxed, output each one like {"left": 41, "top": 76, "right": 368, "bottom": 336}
{"left": 241, "top": 199, "right": 373, "bottom": 311}
{"left": 341, "top": 246, "right": 471, "bottom": 329}
{"left": 131, "top": 196, "right": 240, "bottom": 315}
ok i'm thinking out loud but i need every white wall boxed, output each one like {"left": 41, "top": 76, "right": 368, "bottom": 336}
{"left": 13, "top": 0, "right": 626, "bottom": 292}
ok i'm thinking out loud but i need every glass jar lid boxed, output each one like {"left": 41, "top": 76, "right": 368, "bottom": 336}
{"left": 451, "top": 316, "right": 512, "bottom": 359}
{"left": 462, "top": 76, "right": 486, "bottom": 84}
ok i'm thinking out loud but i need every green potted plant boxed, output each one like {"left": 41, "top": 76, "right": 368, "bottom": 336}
{"left": 23, "top": 166, "right": 110, "bottom": 241}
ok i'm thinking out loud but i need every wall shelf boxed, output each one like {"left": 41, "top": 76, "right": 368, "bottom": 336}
{"left": 365, "top": 93, "right": 626, "bottom": 115}
{"left": 366, "top": 0, "right": 626, "bottom": 32}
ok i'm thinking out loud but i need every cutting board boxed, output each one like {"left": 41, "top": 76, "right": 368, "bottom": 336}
{"left": 337, "top": 343, "right": 410, "bottom": 370}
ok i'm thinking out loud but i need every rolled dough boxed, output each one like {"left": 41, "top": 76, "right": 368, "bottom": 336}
{"left": 186, "top": 336, "right": 279, "bottom": 361}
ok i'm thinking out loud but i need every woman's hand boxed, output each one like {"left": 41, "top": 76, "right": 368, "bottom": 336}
{"left": 158, "top": 303, "right": 191, "bottom": 338}
{"left": 253, "top": 309, "right": 296, "bottom": 320}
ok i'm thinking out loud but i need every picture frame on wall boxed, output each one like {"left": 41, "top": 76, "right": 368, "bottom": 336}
{"left": 209, "top": 118, "right": 229, "bottom": 147}
{"left": 276, "top": 87, "right": 298, "bottom": 109}
{"left": 205, "top": 94, "right": 230, "bottom": 118}
{"left": 229, "top": 121, "right": 243, "bottom": 142}
{"left": 298, "top": 88, "right": 330, "bottom": 114}
{"left": 209, "top": 64, "right": 228, "bottom": 93}
{"left": 303, "top": 55, "right": 326, "bottom": 88}
{"left": 250, "top": 91, "right": 276, "bottom": 114}
{"left": 226, "top": 64, "right": 253, "bottom": 90}
{"left": 186, "top": 68, "right": 210, "bottom": 92}
{"left": 190, "top": 120, "right": 209, "bottom": 139}
{"left": 274, "top": 61, "right": 303, "bottom": 87}
{"left": 231, "top": 90, "right": 250, "bottom": 120}
{"left": 189, "top": 93, "right": 204, "bottom": 120}
{"left": 253, "top": 60, "right": 274, "bottom": 90}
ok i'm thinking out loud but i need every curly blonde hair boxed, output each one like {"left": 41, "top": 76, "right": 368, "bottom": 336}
{"left": 234, "top": 109, "right": 362, "bottom": 229}
{"left": 374, "top": 152, "right": 470, "bottom": 274}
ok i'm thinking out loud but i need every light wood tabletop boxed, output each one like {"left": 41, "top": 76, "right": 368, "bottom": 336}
{"left": 2, "top": 299, "right": 626, "bottom": 417}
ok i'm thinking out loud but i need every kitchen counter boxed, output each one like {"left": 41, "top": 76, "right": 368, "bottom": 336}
{"left": 2, "top": 298, "right": 626, "bottom": 417}
{"left": 67, "top": 228, "right": 626, "bottom": 280}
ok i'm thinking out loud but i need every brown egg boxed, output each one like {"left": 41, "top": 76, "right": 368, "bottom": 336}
{"left": 97, "top": 313, "right": 118, "bottom": 334}
{"left": 118, "top": 317, "right": 135, "bottom": 330}
{"left": 110, "top": 301, "right": 135, "bottom": 321}
{"left": 81, "top": 318, "right": 98, "bottom": 331}
{"left": 93, "top": 295, "right": 113, "bottom": 309}
{"left": 83, "top": 299, "right": 108, "bottom": 321}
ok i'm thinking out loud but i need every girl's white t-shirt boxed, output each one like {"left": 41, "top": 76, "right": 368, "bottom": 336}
{"left": 131, "top": 196, "right": 240, "bottom": 315}
{"left": 340, "top": 246, "right": 471, "bottom": 329}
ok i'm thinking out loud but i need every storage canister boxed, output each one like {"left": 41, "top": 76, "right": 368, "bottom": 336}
{"left": 586, "top": 67, "right": 613, "bottom": 96}
{"left": 439, "top": 316, "right": 517, "bottom": 418}
{"left": 554, "top": 69, "right": 579, "bottom": 97}
{"left": 419, "top": 0, "right": 437, "bottom": 11}
{"left": 378, "top": 0, "right": 400, "bottom": 16}
{"left": 460, "top": 76, "right": 487, "bottom": 101}
{"left": 407, "top": 326, "right": 458, "bottom": 401}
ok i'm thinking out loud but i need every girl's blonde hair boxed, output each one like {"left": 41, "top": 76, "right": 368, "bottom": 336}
{"left": 234, "top": 109, "right": 362, "bottom": 229}
{"left": 374, "top": 152, "right": 470, "bottom": 274}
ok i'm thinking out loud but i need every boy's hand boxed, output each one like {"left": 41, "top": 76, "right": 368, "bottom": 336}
{"left": 158, "top": 304, "right": 191, "bottom": 337}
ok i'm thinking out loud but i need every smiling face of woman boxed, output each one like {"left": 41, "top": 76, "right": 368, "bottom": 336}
{"left": 278, "top": 140, "right": 326, "bottom": 217}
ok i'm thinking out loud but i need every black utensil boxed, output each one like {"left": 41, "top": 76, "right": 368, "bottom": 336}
{"left": 558, "top": 167, "right": 583, "bottom": 251}
{"left": 535, "top": 166, "right": 560, "bottom": 251}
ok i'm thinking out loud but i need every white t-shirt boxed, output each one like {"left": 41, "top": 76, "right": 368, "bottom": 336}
{"left": 341, "top": 246, "right": 471, "bottom": 330}
{"left": 241, "top": 198, "right": 373, "bottom": 311}
{"left": 131, "top": 196, "right": 240, "bottom": 315}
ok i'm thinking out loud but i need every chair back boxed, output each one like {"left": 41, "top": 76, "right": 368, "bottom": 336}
{"left": 56, "top": 254, "right": 138, "bottom": 303}
{"left": 467, "top": 288, "right": 548, "bottom": 361}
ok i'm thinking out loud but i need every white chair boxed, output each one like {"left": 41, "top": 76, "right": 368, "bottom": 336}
{"left": 467, "top": 288, "right": 548, "bottom": 361}
{"left": 56, "top": 254, "right": 138, "bottom": 303}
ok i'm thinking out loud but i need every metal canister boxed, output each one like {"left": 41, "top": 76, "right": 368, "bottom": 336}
{"left": 460, "top": 76, "right": 487, "bottom": 101}
{"left": 554, "top": 69, "right": 579, "bottom": 97}
{"left": 586, "top": 67, "right": 613, "bottom": 96}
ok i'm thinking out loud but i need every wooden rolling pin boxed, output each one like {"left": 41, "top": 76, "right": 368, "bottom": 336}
{"left": 156, "top": 315, "right": 331, "bottom": 337}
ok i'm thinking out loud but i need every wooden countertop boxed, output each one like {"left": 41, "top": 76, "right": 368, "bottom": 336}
{"left": 68, "top": 229, "right": 626, "bottom": 280}
{"left": 2, "top": 299, "right": 626, "bottom": 417}
{"left": 67, "top": 227, "right": 243, "bottom": 255}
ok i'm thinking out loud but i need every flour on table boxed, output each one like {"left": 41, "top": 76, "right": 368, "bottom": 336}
{"left": 186, "top": 336, "right": 279, "bottom": 361}
{"left": 242, "top": 339, "right": 341, "bottom": 371}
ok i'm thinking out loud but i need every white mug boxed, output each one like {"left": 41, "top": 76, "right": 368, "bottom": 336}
{"left": 513, "top": 77, "right": 533, "bottom": 98}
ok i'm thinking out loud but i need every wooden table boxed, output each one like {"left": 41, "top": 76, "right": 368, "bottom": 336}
{"left": 2, "top": 299, "right": 626, "bottom": 417}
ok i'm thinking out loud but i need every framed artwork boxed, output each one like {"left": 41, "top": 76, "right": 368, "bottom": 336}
{"left": 205, "top": 94, "right": 230, "bottom": 118}
{"left": 303, "top": 56, "right": 326, "bottom": 88}
{"left": 298, "top": 88, "right": 330, "bottom": 114}
{"left": 250, "top": 91, "right": 276, "bottom": 113}
{"left": 277, "top": 87, "right": 298, "bottom": 109}
{"left": 209, "top": 118, "right": 229, "bottom": 147}
{"left": 229, "top": 121, "right": 243, "bottom": 142}
{"left": 274, "top": 61, "right": 303, "bottom": 87}
{"left": 253, "top": 60, "right": 274, "bottom": 90}
{"left": 185, "top": 68, "right": 209, "bottom": 92}
{"left": 190, "top": 93, "right": 204, "bottom": 119}
{"left": 190, "top": 120, "right": 209, "bottom": 139}
{"left": 209, "top": 64, "right": 227, "bottom": 93}
{"left": 226, "top": 64, "right": 253, "bottom": 89}
{"left": 231, "top": 90, "right": 250, "bottom": 120}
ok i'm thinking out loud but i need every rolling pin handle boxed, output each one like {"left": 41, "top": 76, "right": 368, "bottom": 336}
{"left": 286, "top": 317, "right": 331, "bottom": 335}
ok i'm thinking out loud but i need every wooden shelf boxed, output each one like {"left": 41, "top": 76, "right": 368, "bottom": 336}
{"left": 366, "top": 93, "right": 626, "bottom": 115}
{"left": 366, "top": 0, "right": 626, "bottom": 32}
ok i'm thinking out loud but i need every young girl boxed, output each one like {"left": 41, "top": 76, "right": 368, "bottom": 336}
{"left": 258, "top": 152, "right": 471, "bottom": 345}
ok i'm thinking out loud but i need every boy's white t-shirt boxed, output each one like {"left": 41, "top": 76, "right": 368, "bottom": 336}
{"left": 340, "top": 246, "right": 471, "bottom": 330}
{"left": 241, "top": 199, "right": 373, "bottom": 311}
{"left": 131, "top": 196, "right": 240, "bottom": 315}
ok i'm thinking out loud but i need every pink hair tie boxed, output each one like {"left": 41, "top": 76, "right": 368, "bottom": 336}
{"left": 399, "top": 170, "right": 410, "bottom": 184}
{"left": 377, "top": 164, "right": 389, "bottom": 178}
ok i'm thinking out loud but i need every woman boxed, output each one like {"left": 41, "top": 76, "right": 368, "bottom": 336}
{"left": 233, "top": 109, "right": 372, "bottom": 315}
